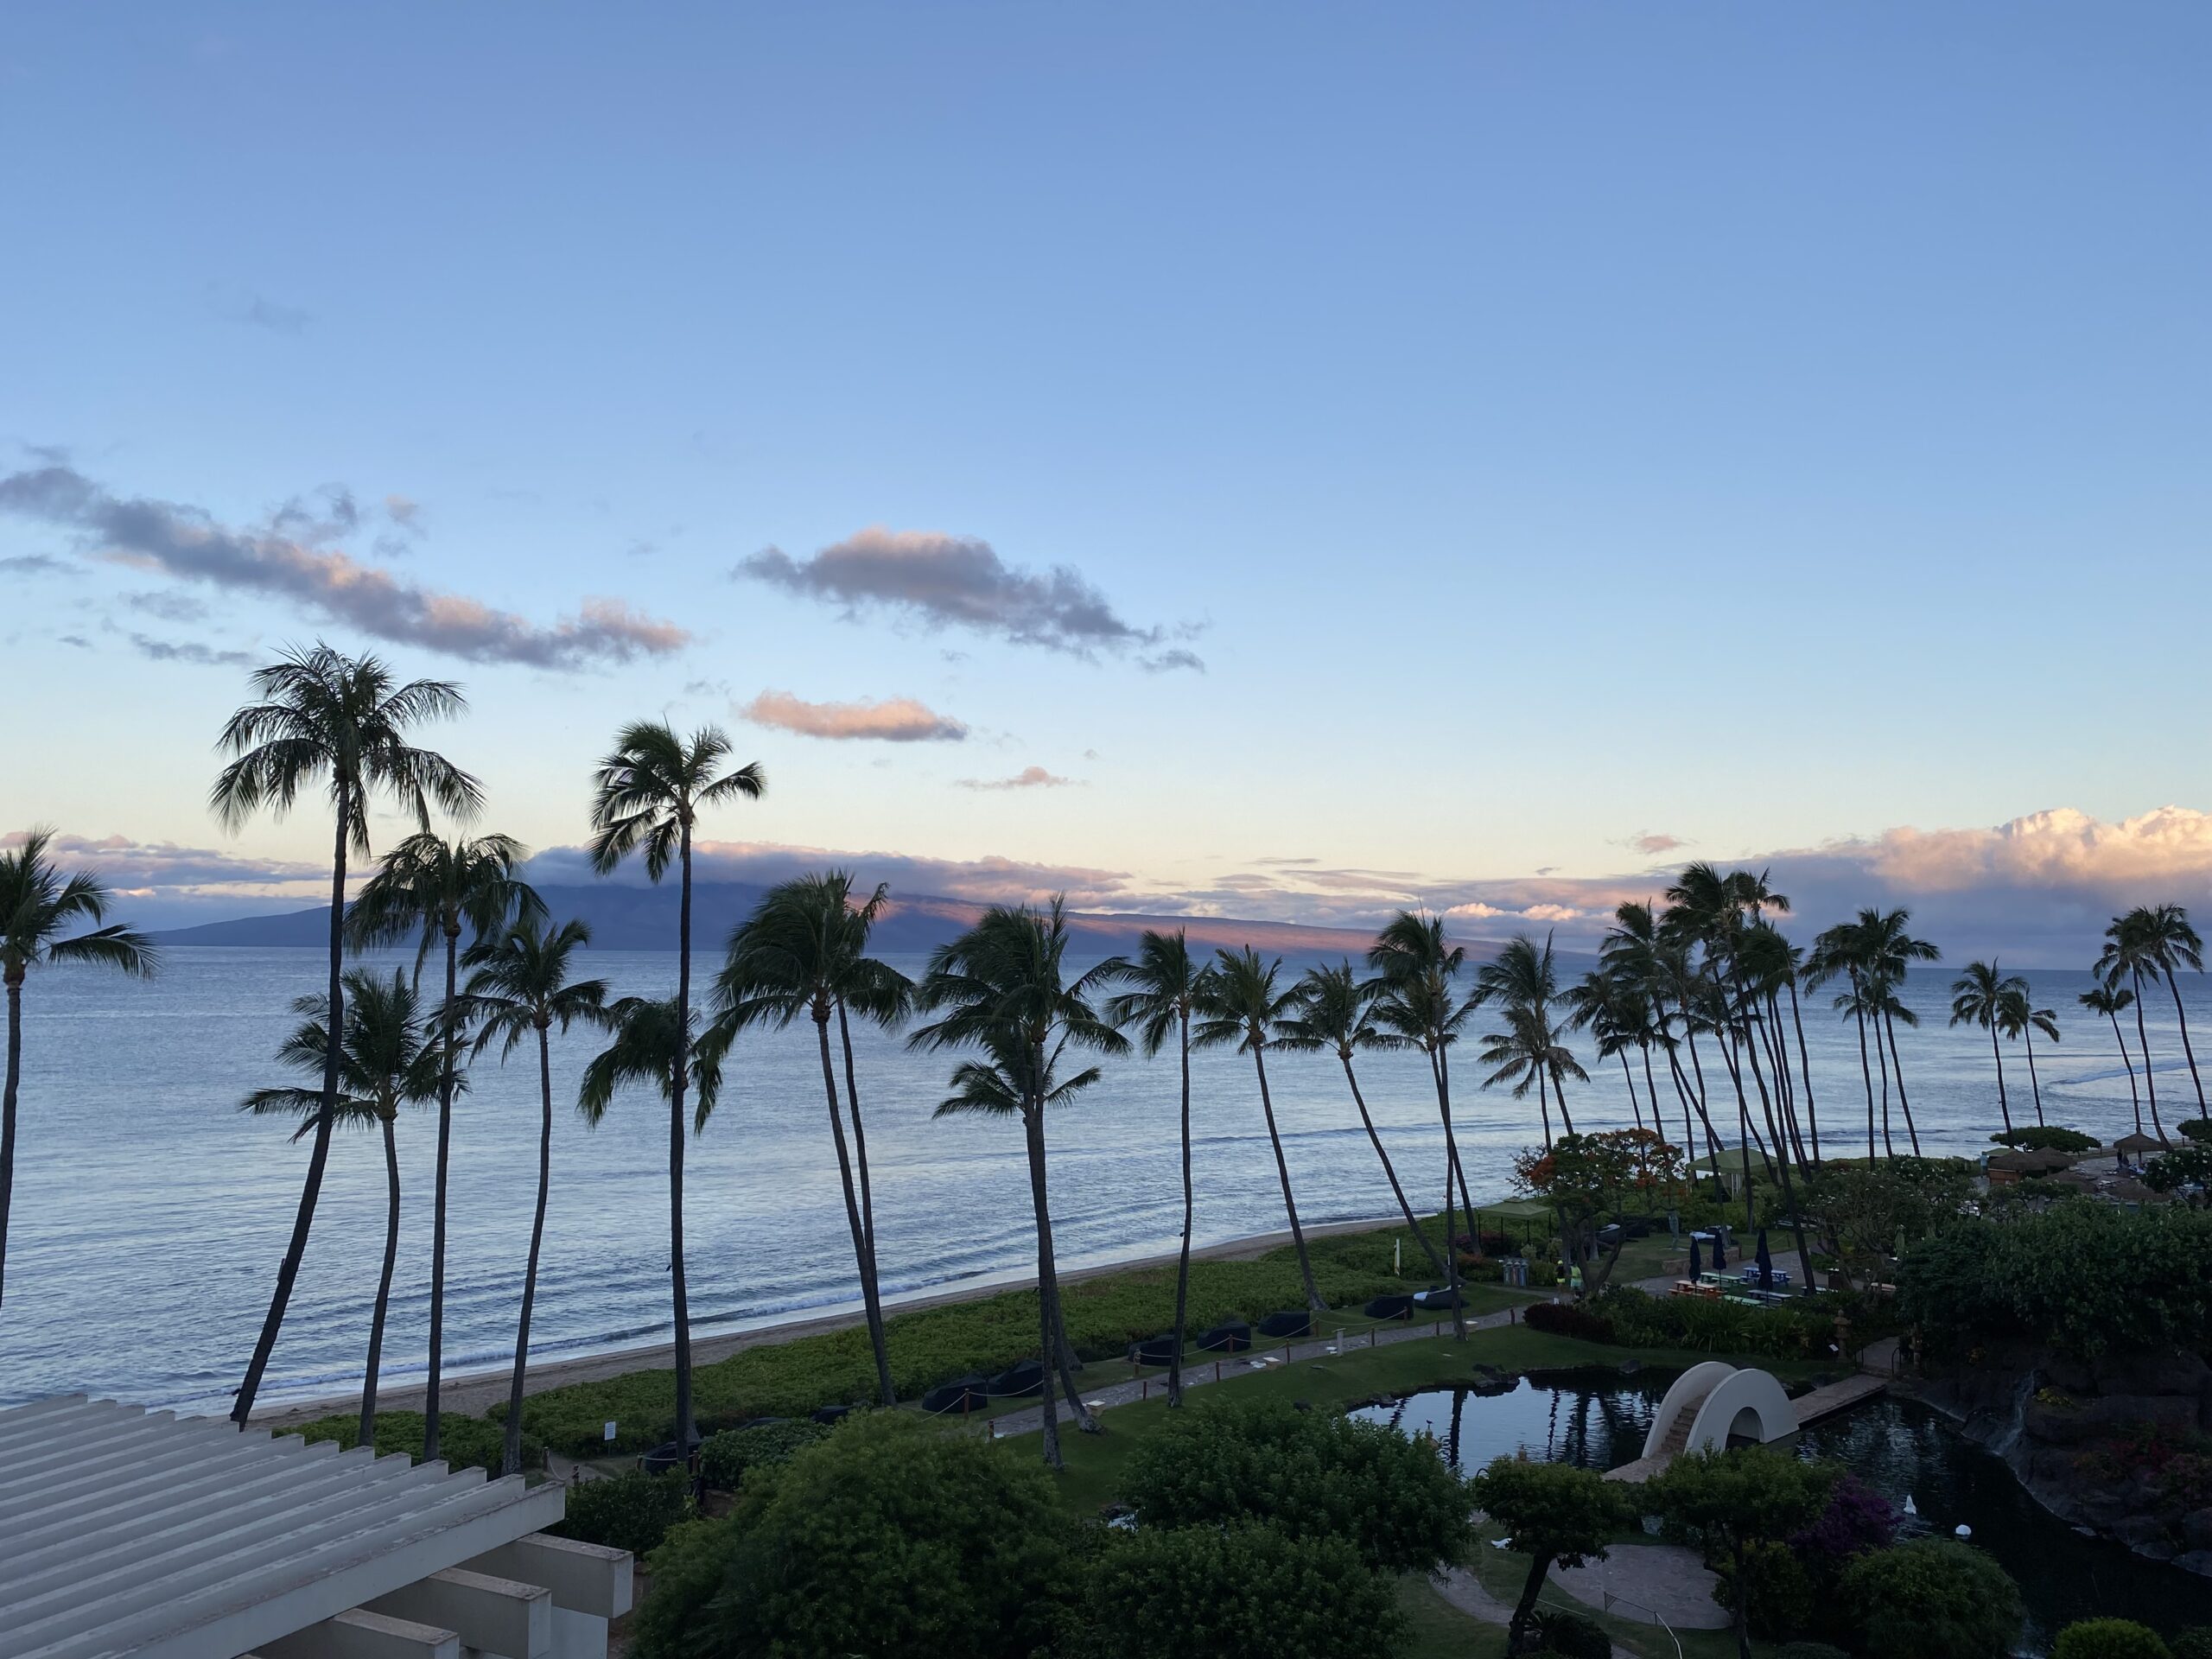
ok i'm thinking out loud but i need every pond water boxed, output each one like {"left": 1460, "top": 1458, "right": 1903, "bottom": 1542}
{"left": 1359, "top": 1373, "right": 2212, "bottom": 1655}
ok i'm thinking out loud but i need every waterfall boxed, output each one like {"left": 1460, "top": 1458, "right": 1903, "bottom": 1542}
{"left": 1988, "top": 1370, "right": 2037, "bottom": 1461}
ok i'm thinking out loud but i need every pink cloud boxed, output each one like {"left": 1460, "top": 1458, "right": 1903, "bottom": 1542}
{"left": 741, "top": 689, "right": 968, "bottom": 743}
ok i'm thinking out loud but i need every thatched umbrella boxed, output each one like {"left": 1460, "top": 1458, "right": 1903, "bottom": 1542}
{"left": 2113, "top": 1131, "right": 2166, "bottom": 1159}
{"left": 1988, "top": 1147, "right": 2076, "bottom": 1176}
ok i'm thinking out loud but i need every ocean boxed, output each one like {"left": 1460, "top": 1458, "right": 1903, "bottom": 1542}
{"left": 1, "top": 946, "right": 2198, "bottom": 1414}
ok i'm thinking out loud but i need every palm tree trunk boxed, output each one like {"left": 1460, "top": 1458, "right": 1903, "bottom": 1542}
{"left": 1020, "top": 1103, "right": 1063, "bottom": 1469}
{"left": 1787, "top": 979, "right": 1821, "bottom": 1166}
{"left": 1847, "top": 975, "right": 1879, "bottom": 1160}
{"left": 0, "top": 973, "right": 22, "bottom": 1310}
{"left": 1735, "top": 1006, "right": 1815, "bottom": 1293}
{"left": 2023, "top": 1029, "right": 2046, "bottom": 1126}
{"left": 1022, "top": 1060, "right": 1094, "bottom": 1434}
{"left": 2163, "top": 965, "right": 2209, "bottom": 1120}
{"left": 424, "top": 923, "right": 459, "bottom": 1463}
{"left": 1988, "top": 1020, "right": 2015, "bottom": 1136}
{"left": 1344, "top": 1053, "right": 1443, "bottom": 1274}
{"left": 834, "top": 1000, "right": 893, "bottom": 1404}
{"left": 504, "top": 1023, "right": 554, "bottom": 1477}
{"left": 1169, "top": 1008, "right": 1193, "bottom": 1407}
{"left": 1251, "top": 1046, "right": 1325, "bottom": 1311}
{"left": 1535, "top": 1062, "right": 1554, "bottom": 1148}
{"left": 2133, "top": 969, "right": 2166, "bottom": 1143}
{"left": 1882, "top": 1009, "right": 1923, "bottom": 1156}
{"left": 1552, "top": 1060, "right": 1576, "bottom": 1136}
{"left": 360, "top": 1113, "right": 401, "bottom": 1450}
{"left": 2110, "top": 1009, "right": 2145, "bottom": 1136}
{"left": 1618, "top": 1048, "right": 1645, "bottom": 1133}
{"left": 816, "top": 1014, "right": 894, "bottom": 1407}
{"left": 670, "top": 824, "right": 695, "bottom": 1456}
{"left": 233, "top": 798, "right": 351, "bottom": 1425}
{"left": 1873, "top": 1015, "right": 1895, "bottom": 1158}
{"left": 1432, "top": 1046, "right": 1467, "bottom": 1341}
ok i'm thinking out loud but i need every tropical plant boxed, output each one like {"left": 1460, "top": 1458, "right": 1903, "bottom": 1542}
{"left": 1277, "top": 959, "right": 1446, "bottom": 1275}
{"left": 1192, "top": 946, "right": 1325, "bottom": 1312}
{"left": 556, "top": 1469, "right": 694, "bottom": 1557}
{"left": 588, "top": 719, "right": 764, "bottom": 1454}
{"left": 2103, "top": 917, "right": 2177, "bottom": 1143}
{"left": 1101, "top": 929, "right": 1211, "bottom": 1404}
{"left": 1995, "top": 983, "right": 2060, "bottom": 1127}
{"left": 0, "top": 829, "right": 157, "bottom": 1309}
{"left": 1473, "top": 932, "right": 1580, "bottom": 1143}
{"left": 1465, "top": 1454, "right": 1633, "bottom": 1651}
{"left": 1562, "top": 965, "right": 1649, "bottom": 1134}
{"left": 1948, "top": 960, "right": 2030, "bottom": 1138}
{"left": 1513, "top": 1128, "right": 1684, "bottom": 1297}
{"left": 1090, "top": 1522, "right": 1402, "bottom": 1659}
{"left": 243, "top": 969, "right": 444, "bottom": 1447}
{"left": 2123, "top": 904, "right": 2209, "bottom": 1120}
{"left": 346, "top": 830, "right": 537, "bottom": 1459}
{"left": 711, "top": 873, "right": 911, "bottom": 1408}
{"left": 460, "top": 914, "right": 607, "bottom": 1475}
{"left": 908, "top": 899, "right": 1128, "bottom": 1466}
{"left": 1842, "top": 1537, "right": 2023, "bottom": 1659}
{"left": 1853, "top": 907, "right": 1939, "bottom": 1154}
{"left": 1647, "top": 1446, "right": 1837, "bottom": 1659}
{"left": 2053, "top": 1620, "right": 2173, "bottom": 1659}
{"left": 212, "top": 642, "right": 479, "bottom": 1425}
{"left": 2081, "top": 981, "right": 2147, "bottom": 1139}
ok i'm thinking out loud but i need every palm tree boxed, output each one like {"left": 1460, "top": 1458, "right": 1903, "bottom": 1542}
{"left": 243, "top": 970, "right": 443, "bottom": 1448}
{"left": 1949, "top": 960, "right": 2029, "bottom": 1137}
{"left": 1100, "top": 930, "right": 1211, "bottom": 1406}
{"left": 1367, "top": 911, "right": 1478, "bottom": 1339}
{"left": 1477, "top": 1004, "right": 1591, "bottom": 1146}
{"left": 1562, "top": 967, "right": 1647, "bottom": 1134}
{"left": 2101, "top": 919, "right": 2171, "bottom": 1145}
{"left": 579, "top": 993, "right": 725, "bottom": 1452}
{"left": 1854, "top": 908, "right": 1939, "bottom": 1156}
{"left": 1278, "top": 960, "right": 1446, "bottom": 1275}
{"left": 1808, "top": 922, "right": 1889, "bottom": 1159}
{"left": 2080, "top": 980, "right": 2145, "bottom": 1139}
{"left": 710, "top": 874, "right": 911, "bottom": 1408}
{"left": 909, "top": 900, "right": 1128, "bottom": 1467}
{"left": 1997, "top": 986, "right": 2060, "bottom": 1128}
{"left": 460, "top": 916, "right": 607, "bottom": 1475}
{"left": 213, "top": 643, "right": 479, "bottom": 1426}
{"left": 1473, "top": 933, "right": 1576, "bottom": 1142}
{"left": 2123, "top": 905, "right": 2209, "bottom": 1121}
{"left": 1193, "top": 947, "right": 1326, "bottom": 1313}
{"left": 587, "top": 720, "right": 763, "bottom": 1458}
{"left": 1606, "top": 903, "right": 1714, "bottom": 1164}
{"left": 345, "top": 831, "right": 538, "bottom": 1460}
{"left": 1, "top": 830, "right": 158, "bottom": 1311}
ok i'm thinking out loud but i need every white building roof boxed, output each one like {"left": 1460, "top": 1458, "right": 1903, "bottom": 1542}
{"left": 0, "top": 1395, "right": 569, "bottom": 1659}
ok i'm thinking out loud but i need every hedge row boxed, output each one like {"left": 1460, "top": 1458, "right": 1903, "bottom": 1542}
{"left": 294, "top": 1408, "right": 545, "bottom": 1474}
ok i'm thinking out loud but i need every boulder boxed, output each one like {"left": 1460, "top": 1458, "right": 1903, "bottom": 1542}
{"left": 2095, "top": 1349, "right": 2212, "bottom": 1399}
{"left": 2183, "top": 1508, "right": 2212, "bottom": 1553}
{"left": 2177, "top": 1550, "right": 2212, "bottom": 1578}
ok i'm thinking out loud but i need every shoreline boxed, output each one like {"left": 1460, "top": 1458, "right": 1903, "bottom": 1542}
{"left": 252, "top": 1213, "right": 1414, "bottom": 1427}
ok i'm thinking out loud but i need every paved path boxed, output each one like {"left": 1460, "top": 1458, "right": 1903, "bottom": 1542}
{"left": 1433, "top": 1567, "right": 1643, "bottom": 1658}
{"left": 990, "top": 1304, "right": 1531, "bottom": 1437}
{"left": 1553, "top": 1542, "right": 1727, "bottom": 1630}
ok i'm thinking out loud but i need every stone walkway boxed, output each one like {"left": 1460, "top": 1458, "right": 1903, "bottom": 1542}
{"left": 1553, "top": 1542, "right": 1727, "bottom": 1630}
{"left": 1434, "top": 1567, "right": 1643, "bottom": 1658}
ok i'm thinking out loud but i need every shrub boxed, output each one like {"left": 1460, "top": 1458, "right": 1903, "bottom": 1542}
{"left": 553, "top": 1469, "right": 692, "bottom": 1556}
{"left": 1993, "top": 1126, "right": 2101, "bottom": 1153}
{"left": 1843, "top": 1538, "right": 2023, "bottom": 1659}
{"left": 697, "top": 1418, "right": 831, "bottom": 1490}
{"left": 631, "top": 1412, "right": 1080, "bottom": 1659}
{"left": 1647, "top": 1446, "right": 1836, "bottom": 1651}
{"left": 2171, "top": 1630, "right": 2212, "bottom": 1659}
{"left": 1090, "top": 1522, "right": 1400, "bottom": 1659}
{"left": 296, "top": 1409, "right": 543, "bottom": 1474}
{"left": 1526, "top": 1606, "right": 1610, "bottom": 1659}
{"left": 2180, "top": 1121, "right": 2212, "bottom": 1147}
{"left": 1714, "top": 1538, "right": 1815, "bottom": 1639}
{"left": 1524, "top": 1301, "right": 1615, "bottom": 1343}
{"left": 2055, "top": 1620, "right": 2172, "bottom": 1659}
{"left": 1776, "top": 1645, "right": 1852, "bottom": 1659}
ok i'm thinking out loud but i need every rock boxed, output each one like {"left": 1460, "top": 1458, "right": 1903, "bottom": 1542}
{"left": 2096, "top": 1349, "right": 2212, "bottom": 1399}
{"left": 2084, "top": 1394, "right": 2202, "bottom": 1437}
{"left": 2183, "top": 1508, "right": 2212, "bottom": 1553}
{"left": 2177, "top": 1550, "right": 2212, "bottom": 1578}
{"left": 2113, "top": 1515, "right": 2175, "bottom": 1553}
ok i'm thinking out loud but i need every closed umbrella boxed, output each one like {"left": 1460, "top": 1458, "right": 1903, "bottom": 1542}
{"left": 1756, "top": 1229, "right": 1773, "bottom": 1292}
{"left": 1688, "top": 1234, "right": 1703, "bottom": 1279}
{"left": 1712, "top": 1230, "right": 1727, "bottom": 1269}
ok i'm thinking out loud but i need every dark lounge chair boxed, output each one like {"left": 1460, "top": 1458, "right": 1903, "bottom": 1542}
{"left": 1412, "top": 1286, "right": 1463, "bottom": 1311}
{"left": 1363, "top": 1294, "right": 1415, "bottom": 1321}
{"left": 1256, "top": 1310, "right": 1311, "bottom": 1339}
{"left": 639, "top": 1432, "right": 703, "bottom": 1474}
{"left": 1194, "top": 1319, "right": 1253, "bottom": 1353}
{"left": 1130, "top": 1334, "right": 1182, "bottom": 1368}
{"left": 986, "top": 1359, "right": 1045, "bottom": 1398}
{"left": 810, "top": 1404, "right": 852, "bottom": 1426}
{"left": 920, "top": 1374, "right": 990, "bottom": 1414}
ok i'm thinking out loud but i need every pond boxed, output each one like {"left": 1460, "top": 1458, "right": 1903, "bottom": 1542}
{"left": 1357, "top": 1371, "right": 2212, "bottom": 1655}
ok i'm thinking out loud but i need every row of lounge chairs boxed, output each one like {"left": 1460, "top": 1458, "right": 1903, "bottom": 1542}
{"left": 920, "top": 1358, "right": 1047, "bottom": 1415}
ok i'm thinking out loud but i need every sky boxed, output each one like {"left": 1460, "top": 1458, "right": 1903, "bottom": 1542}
{"left": 3, "top": 3, "right": 2209, "bottom": 964}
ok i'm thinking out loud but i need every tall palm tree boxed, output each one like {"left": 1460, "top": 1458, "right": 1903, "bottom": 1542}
{"left": 1277, "top": 959, "right": 1446, "bottom": 1275}
{"left": 579, "top": 993, "right": 725, "bottom": 1451}
{"left": 2080, "top": 980, "right": 2145, "bottom": 1138}
{"left": 1193, "top": 947, "right": 1326, "bottom": 1313}
{"left": 1100, "top": 930, "right": 1211, "bottom": 1406}
{"left": 1, "top": 830, "right": 157, "bottom": 1311}
{"left": 710, "top": 874, "right": 911, "bottom": 1408}
{"left": 1996, "top": 986, "right": 2060, "bottom": 1128}
{"left": 345, "top": 831, "right": 538, "bottom": 1460}
{"left": 1563, "top": 967, "right": 1647, "bottom": 1133}
{"left": 1477, "top": 1004, "right": 1591, "bottom": 1146}
{"left": 1854, "top": 908, "right": 1939, "bottom": 1157}
{"left": 1472, "top": 933, "right": 1576, "bottom": 1142}
{"left": 2101, "top": 920, "right": 2171, "bottom": 1145}
{"left": 1949, "top": 960, "right": 2029, "bottom": 1137}
{"left": 2123, "top": 905, "right": 2209, "bottom": 1121}
{"left": 1808, "top": 922, "right": 1886, "bottom": 1159}
{"left": 1367, "top": 911, "right": 1478, "bottom": 1339}
{"left": 909, "top": 900, "right": 1127, "bottom": 1468}
{"left": 460, "top": 916, "right": 607, "bottom": 1475}
{"left": 1606, "top": 903, "right": 1714, "bottom": 1163}
{"left": 587, "top": 720, "right": 763, "bottom": 1459}
{"left": 213, "top": 643, "right": 479, "bottom": 1426}
{"left": 243, "top": 970, "right": 444, "bottom": 1448}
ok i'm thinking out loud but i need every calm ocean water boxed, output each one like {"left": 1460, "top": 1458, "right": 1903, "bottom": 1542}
{"left": 3, "top": 946, "right": 2203, "bottom": 1414}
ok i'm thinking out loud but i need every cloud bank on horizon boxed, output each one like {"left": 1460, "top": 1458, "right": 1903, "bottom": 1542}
{"left": 0, "top": 462, "right": 688, "bottom": 670}
{"left": 41, "top": 805, "right": 2212, "bottom": 968}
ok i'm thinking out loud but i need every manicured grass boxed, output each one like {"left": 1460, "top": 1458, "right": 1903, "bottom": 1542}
{"left": 1397, "top": 1574, "right": 1508, "bottom": 1659}
{"left": 1463, "top": 1521, "right": 1782, "bottom": 1659}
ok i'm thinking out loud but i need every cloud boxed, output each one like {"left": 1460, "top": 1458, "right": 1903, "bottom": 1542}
{"left": 1625, "top": 831, "right": 1687, "bottom": 855}
{"left": 219, "top": 292, "right": 309, "bottom": 335}
{"left": 524, "top": 838, "right": 1139, "bottom": 911}
{"left": 735, "top": 525, "right": 1203, "bottom": 668}
{"left": 0, "top": 463, "right": 689, "bottom": 670}
{"left": 741, "top": 690, "right": 969, "bottom": 743}
{"left": 958, "top": 766, "right": 1076, "bottom": 791}
{"left": 127, "top": 632, "right": 253, "bottom": 667}
{"left": 1141, "top": 647, "right": 1206, "bottom": 675}
{"left": 0, "top": 830, "right": 333, "bottom": 914}
{"left": 1, "top": 553, "right": 67, "bottom": 575}
{"left": 126, "top": 590, "right": 209, "bottom": 623}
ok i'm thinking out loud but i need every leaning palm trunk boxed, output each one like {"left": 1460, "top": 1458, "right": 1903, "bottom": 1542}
{"left": 1342, "top": 1052, "right": 1444, "bottom": 1274}
{"left": 1618, "top": 1048, "right": 1646, "bottom": 1133}
{"left": 1986, "top": 1019, "right": 2015, "bottom": 1137}
{"left": 1169, "top": 1009, "right": 1194, "bottom": 1405}
{"left": 1872, "top": 1020, "right": 1896, "bottom": 1158}
{"left": 816, "top": 1014, "right": 894, "bottom": 1406}
{"left": 2133, "top": 969, "right": 2166, "bottom": 1143}
{"left": 2022, "top": 1027, "right": 2047, "bottom": 1126}
{"left": 504, "top": 1024, "right": 555, "bottom": 1477}
{"left": 1551, "top": 1066, "right": 1576, "bottom": 1137}
{"left": 2162, "top": 966, "right": 2209, "bottom": 1120}
{"left": 1020, "top": 1104, "right": 1065, "bottom": 1468}
{"left": 2108, "top": 1007, "right": 2146, "bottom": 1137}
{"left": 1535, "top": 1065, "right": 1554, "bottom": 1148}
{"left": 1250, "top": 1046, "right": 1325, "bottom": 1311}
{"left": 835, "top": 1001, "right": 894, "bottom": 1403}
{"left": 424, "top": 923, "right": 459, "bottom": 1462}
{"left": 1880, "top": 1011, "right": 1923, "bottom": 1156}
{"left": 360, "top": 1112, "right": 402, "bottom": 1449}
{"left": 1, "top": 973, "right": 21, "bottom": 1308}
{"left": 1432, "top": 1047, "right": 1468, "bottom": 1341}
{"left": 234, "top": 804, "right": 352, "bottom": 1426}
{"left": 1785, "top": 979, "right": 1821, "bottom": 1166}
{"left": 1734, "top": 1008, "right": 1815, "bottom": 1292}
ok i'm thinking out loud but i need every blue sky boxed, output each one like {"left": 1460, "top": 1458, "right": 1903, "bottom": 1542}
{"left": 3, "top": 3, "right": 2209, "bottom": 961}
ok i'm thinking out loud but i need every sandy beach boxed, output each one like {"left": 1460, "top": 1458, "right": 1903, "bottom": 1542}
{"left": 254, "top": 1214, "right": 1408, "bottom": 1427}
